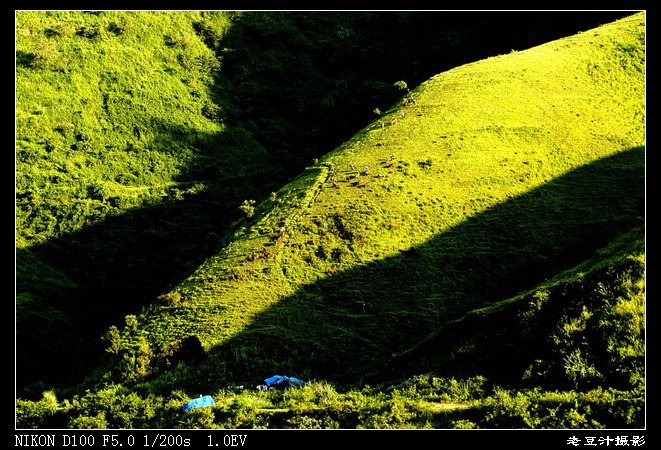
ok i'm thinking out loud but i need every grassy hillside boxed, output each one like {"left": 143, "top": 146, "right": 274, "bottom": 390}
{"left": 113, "top": 9, "right": 643, "bottom": 380}
{"left": 15, "top": 11, "right": 644, "bottom": 429}
{"left": 16, "top": 10, "right": 633, "bottom": 394}
{"left": 14, "top": 11, "right": 280, "bottom": 391}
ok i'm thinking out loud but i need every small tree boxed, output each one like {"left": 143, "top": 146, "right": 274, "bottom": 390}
{"left": 239, "top": 199, "right": 256, "bottom": 218}
{"left": 393, "top": 80, "right": 408, "bottom": 91}
{"left": 104, "top": 325, "right": 122, "bottom": 355}
{"left": 125, "top": 314, "right": 139, "bottom": 331}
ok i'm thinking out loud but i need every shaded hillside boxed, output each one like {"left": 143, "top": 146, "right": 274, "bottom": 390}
{"left": 218, "top": 11, "right": 634, "bottom": 172}
{"left": 15, "top": 11, "right": 644, "bottom": 429}
{"left": 102, "top": 13, "right": 644, "bottom": 396}
{"left": 389, "top": 226, "right": 645, "bottom": 391}
{"left": 125, "top": 147, "right": 644, "bottom": 392}
{"left": 14, "top": 11, "right": 275, "bottom": 394}
{"left": 15, "top": 10, "right": 633, "bottom": 395}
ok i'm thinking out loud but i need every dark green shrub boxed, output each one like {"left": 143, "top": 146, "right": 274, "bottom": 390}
{"left": 107, "top": 21, "right": 125, "bottom": 36}
{"left": 67, "top": 386, "right": 158, "bottom": 428}
{"left": 193, "top": 20, "right": 223, "bottom": 50}
{"left": 76, "top": 25, "right": 100, "bottom": 39}
{"left": 177, "top": 407, "right": 215, "bottom": 429}
{"left": 15, "top": 391, "right": 60, "bottom": 428}
{"left": 202, "top": 102, "right": 224, "bottom": 121}
{"left": 67, "top": 412, "right": 109, "bottom": 428}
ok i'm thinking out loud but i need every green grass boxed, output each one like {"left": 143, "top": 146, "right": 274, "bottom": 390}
{"left": 130, "top": 11, "right": 642, "bottom": 349}
{"left": 15, "top": 11, "right": 231, "bottom": 247}
{"left": 15, "top": 11, "right": 284, "bottom": 393}
{"left": 15, "top": 11, "right": 645, "bottom": 428}
{"left": 96, "top": 11, "right": 645, "bottom": 415}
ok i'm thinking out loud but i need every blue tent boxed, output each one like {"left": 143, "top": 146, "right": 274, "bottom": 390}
{"left": 182, "top": 395, "right": 215, "bottom": 412}
{"left": 263, "top": 375, "right": 306, "bottom": 389}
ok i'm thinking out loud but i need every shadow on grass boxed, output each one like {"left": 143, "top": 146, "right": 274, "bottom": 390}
{"left": 217, "top": 11, "right": 632, "bottom": 173}
{"left": 189, "top": 146, "right": 644, "bottom": 391}
{"left": 15, "top": 10, "right": 636, "bottom": 396}
{"left": 14, "top": 120, "right": 283, "bottom": 395}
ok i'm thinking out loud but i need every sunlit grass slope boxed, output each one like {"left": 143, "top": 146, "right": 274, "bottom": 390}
{"left": 15, "top": 11, "right": 236, "bottom": 247}
{"left": 105, "top": 13, "right": 645, "bottom": 393}
{"left": 15, "top": 11, "right": 284, "bottom": 391}
{"left": 14, "top": 12, "right": 644, "bottom": 430}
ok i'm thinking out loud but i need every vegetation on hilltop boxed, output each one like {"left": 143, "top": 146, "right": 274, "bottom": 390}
{"left": 15, "top": 11, "right": 644, "bottom": 428}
